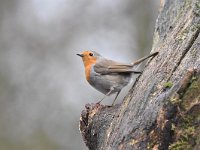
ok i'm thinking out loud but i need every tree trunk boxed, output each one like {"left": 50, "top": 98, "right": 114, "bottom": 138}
{"left": 79, "top": 0, "right": 200, "bottom": 149}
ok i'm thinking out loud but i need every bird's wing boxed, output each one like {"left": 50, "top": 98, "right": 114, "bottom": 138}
{"left": 93, "top": 59, "right": 141, "bottom": 74}
{"left": 93, "top": 52, "right": 159, "bottom": 74}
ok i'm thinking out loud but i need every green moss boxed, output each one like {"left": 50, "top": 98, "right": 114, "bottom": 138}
{"left": 147, "top": 142, "right": 155, "bottom": 150}
{"left": 169, "top": 76, "right": 200, "bottom": 150}
{"left": 163, "top": 82, "right": 173, "bottom": 88}
{"left": 181, "top": 78, "right": 200, "bottom": 109}
{"left": 170, "top": 97, "right": 182, "bottom": 105}
{"left": 169, "top": 116, "right": 197, "bottom": 150}
{"left": 191, "top": 76, "right": 197, "bottom": 81}
{"left": 196, "top": 128, "right": 200, "bottom": 147}
{"left": 169, "top": 141, "right": 192, "bottom": 150}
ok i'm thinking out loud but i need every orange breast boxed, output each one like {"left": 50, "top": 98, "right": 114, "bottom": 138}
{"left": 83, "top": 58, "right": 97, "bottom": 81}
{"left": 85, "top": 66, "right": 92, "bottom": 81}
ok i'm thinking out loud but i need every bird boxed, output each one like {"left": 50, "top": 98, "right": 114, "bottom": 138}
{"left": 77, "top": 50, "right": 158, "bottom": 105}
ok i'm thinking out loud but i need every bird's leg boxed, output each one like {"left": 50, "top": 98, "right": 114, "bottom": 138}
{"left": 111, "top": 90, "right": 121, "bottom": 106}
{"left": 97, "top": 87, "right": 114, "bottom": 104}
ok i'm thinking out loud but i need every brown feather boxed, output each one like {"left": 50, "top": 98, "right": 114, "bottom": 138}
{"left": 94, "top": 59, "right": 140, "bottom": 74}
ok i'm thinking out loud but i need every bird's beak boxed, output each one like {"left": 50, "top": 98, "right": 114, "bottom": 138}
{"left": 76, "top": 53, "right": 84, "bottom": 57}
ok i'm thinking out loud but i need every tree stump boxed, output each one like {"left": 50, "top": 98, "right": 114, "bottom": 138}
{"left": 79, "top": 0, "right": 200, "bottom": 149}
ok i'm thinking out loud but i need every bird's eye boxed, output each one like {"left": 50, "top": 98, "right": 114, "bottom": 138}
{"left": 89, "top": 53, "right": 93, "bottom": 56}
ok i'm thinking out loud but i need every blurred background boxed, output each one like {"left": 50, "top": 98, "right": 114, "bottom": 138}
{"left": 0, "top": 0, "right": 159, "bottom": 150}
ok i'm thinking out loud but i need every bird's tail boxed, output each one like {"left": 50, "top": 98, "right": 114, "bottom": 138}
{"left": 131, "top": 51, "right": 159, "bottom": 66}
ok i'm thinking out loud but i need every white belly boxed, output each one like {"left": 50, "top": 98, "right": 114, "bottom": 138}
{"left": 88, "top": 70, "right": 131, "bottom": 95}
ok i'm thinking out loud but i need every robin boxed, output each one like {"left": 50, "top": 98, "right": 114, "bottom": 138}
{"left": 77, "top": 50, "right": 158, "bottom": 105}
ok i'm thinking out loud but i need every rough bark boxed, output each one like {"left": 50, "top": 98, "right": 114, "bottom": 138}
{"left": 79, "top": 0, "right": 200, "bottom": 149}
